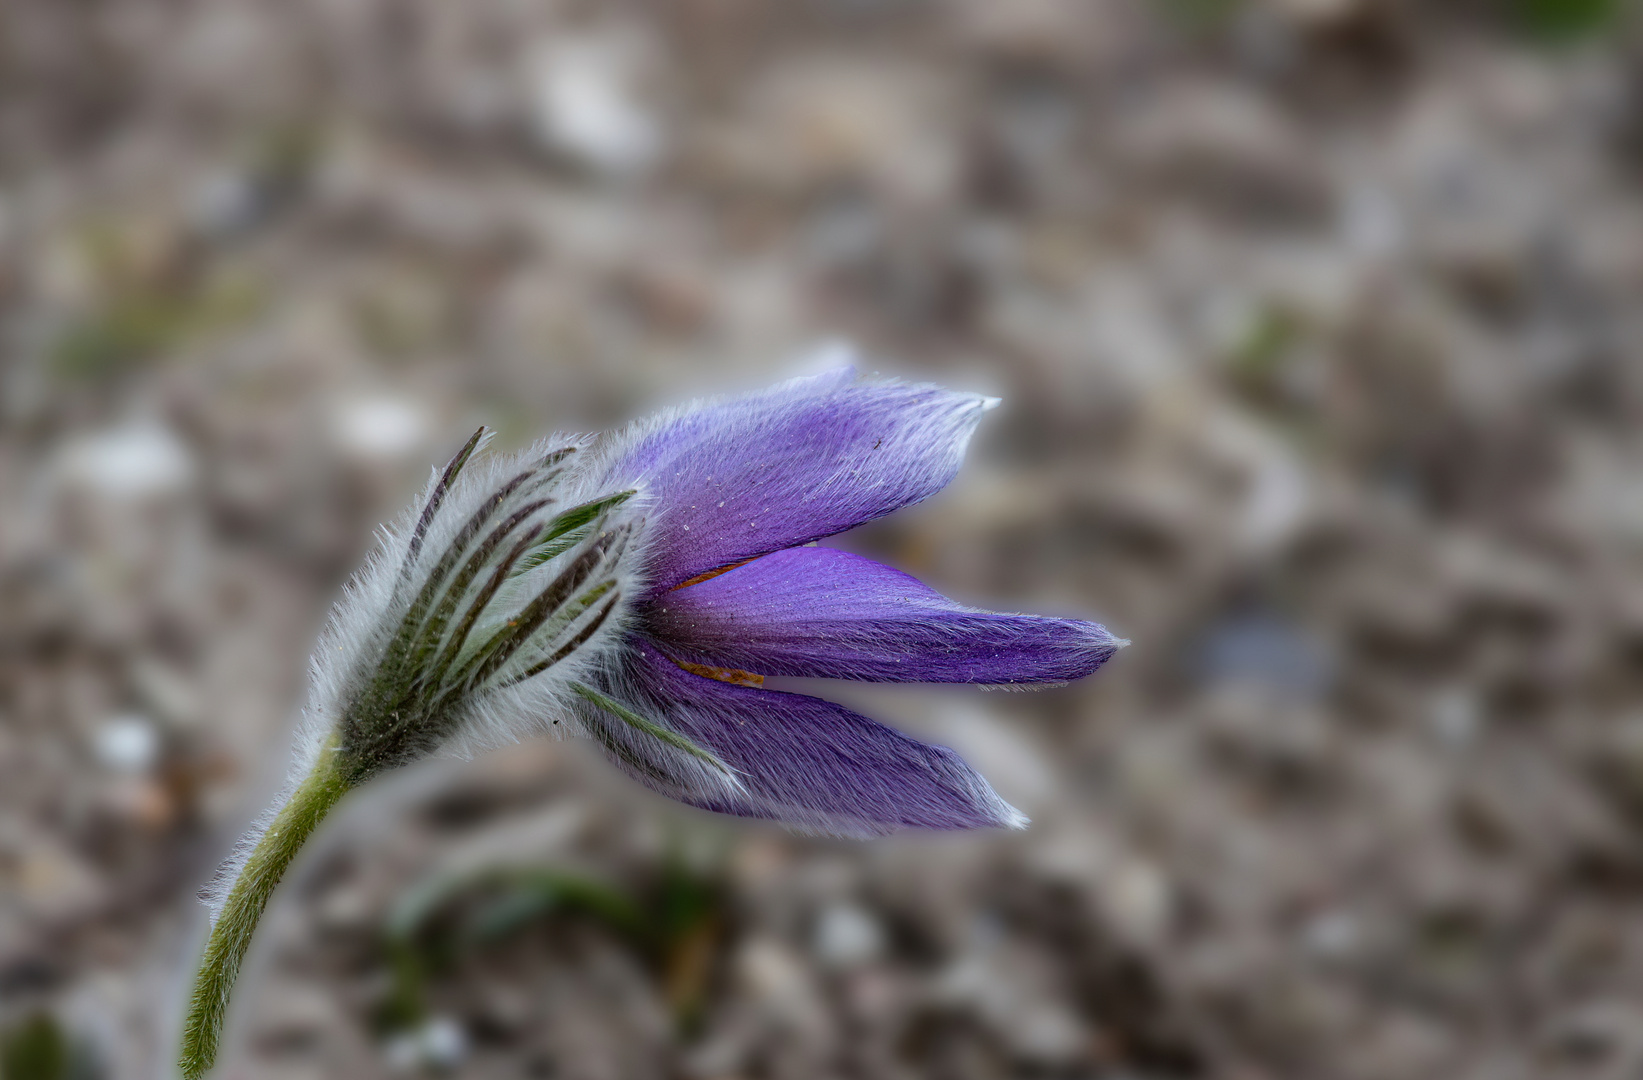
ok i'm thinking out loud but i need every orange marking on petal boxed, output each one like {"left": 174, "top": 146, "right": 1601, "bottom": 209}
{"left": 673, "top": 659, "right": 765, "bottom": 687}
{"left": 673, "top": 556, "right": 760, "bottom": 590}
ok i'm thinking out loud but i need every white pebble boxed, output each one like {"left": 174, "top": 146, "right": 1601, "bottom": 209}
{"left": 813, "top": 901, "right": 885, "bottom": 967}
{"left": 59, "top": 420, "right": 195, "bottom": 501}
{"left": 383, "top": 1015, "right": 468, "bottom": 1073}
{"left": 333, "top": 397, "right": 429, "bottom": 462}
{"left": 93, "top": 714, "right": 160, "bottom": 774}
{"left": 528, "top": 34, "right": 662, "bottom": 177}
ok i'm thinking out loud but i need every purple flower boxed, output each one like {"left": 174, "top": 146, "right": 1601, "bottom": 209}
{"left": 571, "top": 366, "right": 1124, "bottom": 835}
{"left": 272, "top": 365, "right": 1120, "bottom": 843}
{"left": 181, "top": 364, "right": 1121, "bottom": 1078}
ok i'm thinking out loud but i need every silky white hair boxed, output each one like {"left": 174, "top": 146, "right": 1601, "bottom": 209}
{"left": 205, "top": 431, "right": 661, "bottom": 916}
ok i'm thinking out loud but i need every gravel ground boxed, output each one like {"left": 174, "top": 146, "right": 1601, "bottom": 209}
{"left": 4, "top": 2, "right": 1643, "bottom": 1078}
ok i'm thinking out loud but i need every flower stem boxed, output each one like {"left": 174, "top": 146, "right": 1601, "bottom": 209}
{"left": 179, "top": 738, "right": 353, "bottom": 1079}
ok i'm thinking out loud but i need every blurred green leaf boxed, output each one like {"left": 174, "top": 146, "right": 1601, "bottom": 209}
{"left": 1228, "top": 305, "right": 1302, "bottom": 392}
{"left": 1512, "top": 0, "right": 1625, "bottom": 42}
{"left": 386, "top": 866, "right": 647, "bottom": 949}
{"left": 655, "top": 856, "right": 719, "bottom": 948}
{"left": 379, "top": 864, "right": 651, "bottom": 1033}
{"left": 654, "top": 855, "right": 724, "bottom": 1035}
{"left": 378, "top": 846, "right": 730, "bottom": 1036}
{"left": 1, "top": 1014, "right": 66, "bottom": 1080}
{"left": 50, "top": 272, "right": 262, "bottom": 382}
{"left": 0, "top": 1014, "right": 95, "bottom": 1080}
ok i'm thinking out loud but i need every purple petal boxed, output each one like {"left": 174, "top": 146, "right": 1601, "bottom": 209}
{"left": 585, "top": 644, "right": 1025, "bottom": 836}
{"left": 592, "top": 369, "right": 994, "bottom": 594}
{"left": 647, "top": 546, "right": 1123, "bottom": 684}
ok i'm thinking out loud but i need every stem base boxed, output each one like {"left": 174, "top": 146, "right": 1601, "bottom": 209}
{"left": 180, "top": 739, "right": 351, "bottom": 1079}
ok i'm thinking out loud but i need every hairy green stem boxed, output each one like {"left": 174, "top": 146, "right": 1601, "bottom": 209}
{"left": 179, "top": 737, "right": 353, "bottom": 1079}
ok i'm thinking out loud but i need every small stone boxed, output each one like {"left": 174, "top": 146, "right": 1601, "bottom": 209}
{"left": 58, "top": 420, "right": 195, "bottom": 502}
{"left": 187, "top": 169, "right": 265, "bottom": 237}
{"left": 1301, "top": 910, "right": 1363, "bottom": 959}
{"left": 1428, "top": 688, "right": 1482, "bottom": 748}
{"left": 527, "top": 34, "right": 662, "bottom": 177}
{"left": 17, "top": 844, "right": 104, "bottom": 915}
{"left": 1099, "top": 858, "right": 1174, "bottom": 947}
{"left": 92, "top": 714, "right": 161, "bottom": 774}
{"left": 104, "top": 777, "right": 178, "bottom": 831}
{"left": 332, "top": 397, "right": 429, "bottom": 462}
{"left": 813, "top": 902, "right": 886, "bottom": 968}
{"left": 383, "top": 1016, "right": 468, "bottom": 1073}
{"left": 735, "top": 936, "right": 825, "bottom": 1030}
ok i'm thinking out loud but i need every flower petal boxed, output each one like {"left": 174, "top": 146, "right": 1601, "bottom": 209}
{"left": 647, "top": 546, "right": 1123, "bottom": 684}
{"left": 585, "top": 644, "right": 1025, "bottom": 836}
{"left": 592, "top": 368, "right": 994, "bottom": 593}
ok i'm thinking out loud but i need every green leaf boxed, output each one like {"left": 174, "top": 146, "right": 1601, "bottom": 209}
{"left": 511, "top": 490, "right": 637, "bottom": 578}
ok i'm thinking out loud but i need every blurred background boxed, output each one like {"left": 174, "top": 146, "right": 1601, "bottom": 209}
{"left": 4, "top": 0, "right": 1643, "bottom": 1077}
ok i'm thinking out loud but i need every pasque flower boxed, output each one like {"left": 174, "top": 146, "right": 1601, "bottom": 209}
{"left": 180, "top": 366, "right": 1121, "bottom": 1077}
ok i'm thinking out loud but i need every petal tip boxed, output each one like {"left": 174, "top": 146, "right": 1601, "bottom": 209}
{"left": 1071, "top": 622, "right": 1129, "bottom": 678}
{"left": 978, "top": 395, "right": 1003, "bottom": 413}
